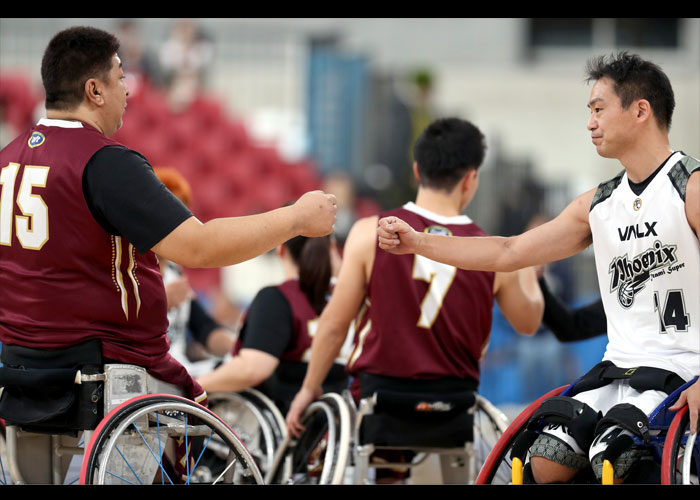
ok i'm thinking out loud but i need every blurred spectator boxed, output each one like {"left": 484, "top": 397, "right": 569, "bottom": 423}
{"left": 113, "top": 19, "right": 161, "bottom": 95}
{"left": 158, "top": 19, "right": 214, "bottom": 90}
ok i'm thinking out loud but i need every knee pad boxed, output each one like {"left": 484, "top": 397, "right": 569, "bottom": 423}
{"left": 528, "top": 396, "right": 601, "bottom": 452}
{"left": 529, "top": 433, "right": 590, "bottom": 471}
{"left": 589, "top": 403, "right": 652, "bottom": 482}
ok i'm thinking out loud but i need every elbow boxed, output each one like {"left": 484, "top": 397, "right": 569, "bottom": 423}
{"left": 514, "top": 304, "right": 545, "bottom": 336}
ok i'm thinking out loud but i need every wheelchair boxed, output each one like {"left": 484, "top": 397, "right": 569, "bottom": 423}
{"left": 476, "top": 375, "right": 699, "bottom": 485}
{"left": 351, "top": 380, "right": 509, "bottom": 484}
{"left": 209, "top": 389, "right": 353, "bottom": 484}
{"left": 0, "top": 340, "right": 263, "bottom": 485}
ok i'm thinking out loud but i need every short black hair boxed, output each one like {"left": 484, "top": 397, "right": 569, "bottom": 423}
{"left": 413, "top": 117, "right": 486, "bottom": 192}
{"left": 585, "top": 52, "right": 675, "bottom": 131}
{"left": 41, "top": 26, "right": 121, "bottom": 111}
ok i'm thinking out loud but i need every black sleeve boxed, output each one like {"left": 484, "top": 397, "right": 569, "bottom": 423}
{"left": 83, "top": 146, "right": 193, "bottom": 254}
{"left": 187, "top": 298, "right": 223, "bottom": 346}
{"left": 238, "top": 287, "right": 294, "bottom": 359}
{"left": 540, "top": 277, "right": 607, "bottom": 342}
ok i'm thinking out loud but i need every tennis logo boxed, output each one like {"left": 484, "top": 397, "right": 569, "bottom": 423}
{"left": 28, "top": 132, "right": 46, "bottom": 148}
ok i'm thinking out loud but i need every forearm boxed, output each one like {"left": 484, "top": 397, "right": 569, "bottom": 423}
{"left": 205, "top": 328, "right": 236, "bottom": 357}
{"left": 416, "top": 232, "right": 521, "bottom": 272}
{"left": 185, "top": 208, "right": 300, "bottom": 268}
{"left": 197, "top": 354, "right": 274, "bottom": 393}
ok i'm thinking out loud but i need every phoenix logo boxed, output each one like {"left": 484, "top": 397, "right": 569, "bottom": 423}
{"left": 608, "top": 240, "right": 678, "bottom": 308}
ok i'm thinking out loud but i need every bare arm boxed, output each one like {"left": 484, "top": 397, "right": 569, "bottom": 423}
{"left": 493, "top": 266, "right": 544, "bottom": 335}
{"left": 153, "top": 190, "right": 337, "bottom": 268}
{"left": 204, "top": 327, "right": 236, "bottom": 357}
{"left": 196, "top": 348, "right": 278, "bottom": 394}
{"left": 286, "top": 216, "right": 376, "bottom": 436}
{"left": 377, "top": 189, "right": 596, "bottom": 272}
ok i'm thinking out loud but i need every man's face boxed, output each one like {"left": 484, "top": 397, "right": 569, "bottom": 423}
{"left": 100, "top": 54, "right": 129, "bottom": 136}
{"left": 586, "top": 77, "right": 637, "bottom": 159}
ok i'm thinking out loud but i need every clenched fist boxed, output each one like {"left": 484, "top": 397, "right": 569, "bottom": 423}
{"left": 376, "top": 216, "right": 419, "bottom": 255}
{"left": 292, "top": 190, "right": 338, "bottom": 237}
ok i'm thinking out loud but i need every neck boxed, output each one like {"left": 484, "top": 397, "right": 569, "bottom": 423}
{"left": 414, "top": 187, "right": 463, "bottom": 217}
{"left": 46, "top": 106, "right": 105, "bottom": 135}
{"left": 619, "top": 133, "right": 673, "bottom": 183}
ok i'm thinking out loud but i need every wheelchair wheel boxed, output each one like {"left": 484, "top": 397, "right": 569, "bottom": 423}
{"left": 662, "top": 405, "right": 699, "bottom": 485}
{"left": 476, "top": 386, "right": 567, "bottom": 484}
{"left": 472, "top": 395, "right": 510, "bottom": 484}
{"left": 269, "top": 393, "right": 351, "bottom": 484}
{"left": 208, "top": 390, "right": 290, "bottom": 481}
{"left": 80, "top": 394, "right": 263, "bottom": 485}
{"left": 0, "top": 422, "right": 8, "bottom": 485}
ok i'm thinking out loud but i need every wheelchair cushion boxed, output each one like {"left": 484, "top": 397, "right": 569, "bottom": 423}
{"left": 360, "top": 390, "right": 476, "bottom": 448}
{"left": 0, "top": 340, "right": 103, "bottom": 434}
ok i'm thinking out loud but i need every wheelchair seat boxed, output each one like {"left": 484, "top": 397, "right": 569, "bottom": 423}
{"left": 352, "top": 376, "right": 507, "bottom": 484}
{"left": 0, "top": 340, "right": 103, "bottom": 435}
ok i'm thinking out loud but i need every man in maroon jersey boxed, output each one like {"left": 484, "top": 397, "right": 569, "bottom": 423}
{"left": 0, "top": 27, "right": 336, "bottom": 407}
{"left": 285, "top": 117, "right": 544, "bottom": 482}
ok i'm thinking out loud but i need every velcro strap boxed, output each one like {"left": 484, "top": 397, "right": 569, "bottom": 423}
{"left": 571, "top": 361, "right": 686, "bottom": 396}
{"left": 0, "top": 366, "right": 77, "bottom": 389}
{"left": 595, "top": 403, "right": 650, "bottom": 443}
{"left": 528, "top": 396, "right": 600, "bottom": 450}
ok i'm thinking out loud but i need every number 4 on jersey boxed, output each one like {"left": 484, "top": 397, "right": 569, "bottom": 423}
{"left": 653, "top": 290, "right": 690, "bottom": 333}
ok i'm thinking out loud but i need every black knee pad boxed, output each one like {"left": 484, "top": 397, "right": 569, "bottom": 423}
{"left": 528, "top": 396, "right": 601, "bottom": 451}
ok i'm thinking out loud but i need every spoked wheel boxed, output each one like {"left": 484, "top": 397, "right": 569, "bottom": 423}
{"left": 471, "top": 395, "right": 510, "bottom": 484}
{"left": 208, "top": 390, "right": 289, "bottom": 481}
{"left": 270, "top": 393, "right": 351, "bottom": 484}
{"left": 476, "top": 386, "right": 567, "bottom": 484}
{"left": 662, "top": 405, "right": 700, "bottom": 485}
{"left": 80, "top": 394, "right": 263, "bottom": 485}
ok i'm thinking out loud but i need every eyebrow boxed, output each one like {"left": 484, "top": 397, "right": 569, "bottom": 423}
{"left": 587, "top": 97, "right": 604, "bottom": 109}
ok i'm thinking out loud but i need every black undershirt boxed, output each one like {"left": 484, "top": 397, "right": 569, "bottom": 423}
{"left": 238, "top": 286, "right": 294, "bottom": 358}
{"left": 82, "top": 145, "right": 193, "bottom": 254}
{"left": 627, "top": 152, "right": 675, "bottom": 196}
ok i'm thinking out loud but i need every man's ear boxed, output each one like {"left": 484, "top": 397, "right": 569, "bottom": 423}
{"left": 85, "top": 78, "right": 103, "bottom": 106}
{"left": 412, "top": 162, "right": 420, "bottom": 183}
{"left": 635, "top": 99, "right": 652, "bottom": 122}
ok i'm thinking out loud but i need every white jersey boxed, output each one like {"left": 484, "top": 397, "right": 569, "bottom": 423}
{"left": 589, "top": 151, "right": 700, "bottom": 382}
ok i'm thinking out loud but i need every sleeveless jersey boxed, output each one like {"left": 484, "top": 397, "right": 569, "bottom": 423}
{"left": 236, "top": 279, "right": 352, "bottom": 365}
{"left": 589, "top": 151, "right": 700, "bottom": 381}
{"left": 0, "top": 119, "right": 172, "bottom": 369}
{"left": 347, "top": 202, "right": 495, "bottom": 382}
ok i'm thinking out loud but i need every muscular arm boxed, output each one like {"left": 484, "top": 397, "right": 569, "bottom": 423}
{"left": 153, "top": 192, "right": 336, "bottom": 268}
{"left": 286, "top": 216, "right": 375, "bottom": 435}
{"left": 493, "top": 266, "right": 544, "bottom": 335}
{"left": 377, "top": 189, "right": 596, "bottom": 272}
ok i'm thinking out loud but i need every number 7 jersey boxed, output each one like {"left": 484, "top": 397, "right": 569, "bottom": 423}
{"left": 589, "top": 151, "right": 700, "bottom": 382}
{"left": 347, "top": 202, "right": 495, "bottom": 383}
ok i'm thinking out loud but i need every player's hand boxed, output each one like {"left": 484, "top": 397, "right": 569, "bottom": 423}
{"left": 292, "top": 191, "right": 338, "bottom": 237}
{"left": 376, "top": 216, "right": 418, "bottom": 254}
{"left": 286, "top": 386, "right": 320, "bottom": 438}
{"left": 165, "top": 277, "right": 194, "bottom": 309}
{"left": 670, "top": 377, "right": 700, "bottom": 434}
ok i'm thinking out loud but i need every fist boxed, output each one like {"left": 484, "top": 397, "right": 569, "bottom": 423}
{"left": 293, "top": 190, "right": 338, "bottom": 237}
{"left": 376, "top": 216, "right": 417, "bottom": 254}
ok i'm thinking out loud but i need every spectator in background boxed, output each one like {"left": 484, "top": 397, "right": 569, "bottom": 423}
{"left": 154, "top": 167, "right": 236, "bottom": 377}
{"left": 113, "top": 19, "right": 161, "bottom": 93}
{"left": 158, "top": 19, "right": 214, "bottom": 90}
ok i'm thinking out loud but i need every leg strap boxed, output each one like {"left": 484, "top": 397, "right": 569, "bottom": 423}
{"left": 528, "top": 396, "right": 601, "bottom": 451}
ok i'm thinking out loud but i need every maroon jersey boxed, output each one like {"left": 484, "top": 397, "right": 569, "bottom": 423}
{"left": 0, "top": 119, "right": 201, "bottom": 399}
{"left": 276, "top": 278, "right": 320, "bottom": 362}
{"left": 347, "top": 202, "right": 495, "bottom": 383}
